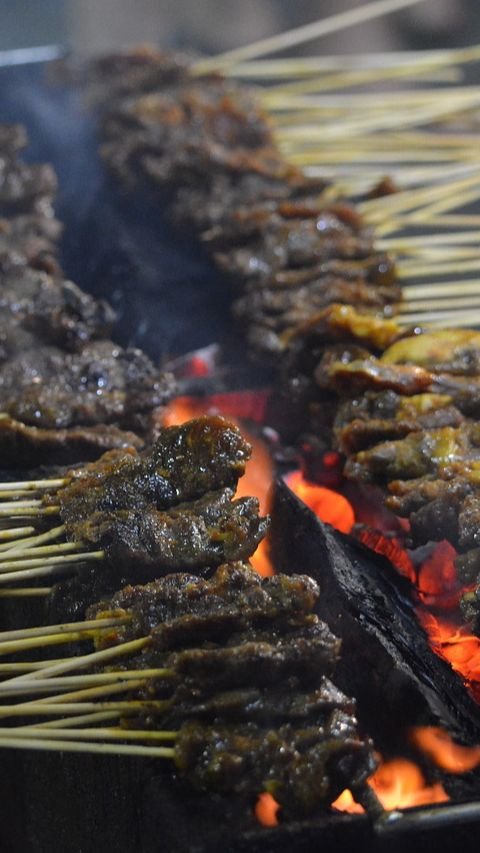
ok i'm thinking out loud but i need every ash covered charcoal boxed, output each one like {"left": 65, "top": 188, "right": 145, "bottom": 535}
{"left": 85, "top": 562, "right": 374, "bottom": 819}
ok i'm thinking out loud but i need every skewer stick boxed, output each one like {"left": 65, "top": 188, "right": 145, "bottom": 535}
{"left": 0, "top": 542, "right": 80, "bottom": 562}
{"left": 0, "top": 549, "right": 104, "bottom": 574}
{"left": 0, "top": 700, "right": 167, "bottom": 718}
{"left": 0, "top": 669, "right": 170, "bottom": 697}
{"left": 0, "top": 527, "right": 35, "bottom": 542}
{"left": 0, "top": 479, "right": 66, "bottom": 492}
{"left": 24, "top": 711, "right": 128, "bottom": 729}
{"left": 0, "top": 659, "right": 72, "bottom": 675}
{"left": 0, "top": 588, "right": 52, "bottom": 599}
{"left": 403, "top": 279, "right": 480, "bottom": 297}
{"left": 0, "top": 734, "right": 175, "bottom": 759}
{"left": 0, "top": 505, "right": 59, "bottom": 518}
{"left": 0, "top": 616, "right": 130, "bottom": 644}
{"left": 0, "top": 564, "right": 77, "bottom": 584}
{"left": 0, "top": 524, "right": 66, "bottom": 553}
{"left": 3, "top": 636, "right": 151, "bottom": 685}
{"left": 2, "top": 726, "right": 177, "bottom": 742}
{"left": 398, "top": 309, "right": 480, "bottom": 326}
{"left": 193, "top": 0, "right": 429, "bottom": 72}
{"left": 399, "top": 258, "right": 480, "bottom": 278}
{"left": 0, "top": 500, "right": 42, "bottom": 510}
{"left": 400, "top": 295, "right": 480, "bottom": 313}
{"left": 21, "top": 678, "right": 158, "bottom": 705}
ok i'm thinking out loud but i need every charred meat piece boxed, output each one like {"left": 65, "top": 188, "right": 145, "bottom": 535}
{"left": 86, "top": 559, "right": 374, "bottom": 817}
{"left": 0, "top": 415, "right": 143, "bottom": 469}
{"left": 167, "top": 682, "right": 352, "bottom": 725}
{"left": 89, "top": 563, "right": 318, "bottom": 651}
{"left": 333, "top": 392, "right": 464, "bottom": 453}
{"left": 0, "top": 340, "right": 173, "bottom": 430}
{"left": 172, "top": 170, "right": 328, "bottom": 230}
{"left": 0, "top": 156, "right": 57, "bottom": 217}
{"left": 55, "top": 416, "right": 252, "bottom": 522}
{"left": 0, "top": 268, "right": 115, "bottom": 355}
{"left": 345, "top": 424, "right": 480, "bottom": 484}
{"left": 234, "top": 273, "right": 400, "bottom": 344}
{"left": 0, "top": 214, "right": 62, "bottom": 275}
{"left": 214, "top": 218, "right": 376, "bottom": 282}
{"left": 382, "top": 329, "right": 480, "bottom": 375}
{"left": 175, "top": 717, "right": 375, "bottom": 818}
{"left": 165, "top": 622, "right": 341, "bottom": 688}
{"left": 66, "top": 488, "right": 268, "bottom": 576}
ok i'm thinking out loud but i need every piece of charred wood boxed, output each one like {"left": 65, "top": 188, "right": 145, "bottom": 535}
{"left": 270, "top": 479, "right": 480, "bottom": 756}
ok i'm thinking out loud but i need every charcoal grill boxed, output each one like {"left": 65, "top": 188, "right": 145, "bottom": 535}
{"left": 0, "top": 51, "right": 480, "bottom": 853}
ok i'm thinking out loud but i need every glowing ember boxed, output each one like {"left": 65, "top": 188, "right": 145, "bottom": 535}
{"left": 416, "top": 609, "right": 480, "bottom": 702}
{"left": 416, "top": 541, "right": 460, "bottom": 610}
{"left": 356, "top": 529, "right": 416, "bottom": 583}
{"left": 333, "top": 758, "right": 448, "bottom": 814}
{"left": 255, "top": 793, "right": 280, "bottom": 827}
{"left": 410, "top": 727, "right": 480, "bottom": 774}
{"left": 285, "top": 470, "right": 355, "bottom": 534}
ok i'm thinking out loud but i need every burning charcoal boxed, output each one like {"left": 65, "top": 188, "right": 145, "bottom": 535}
{"left": 270, "top": 479, "right": 480, "bottom": 749}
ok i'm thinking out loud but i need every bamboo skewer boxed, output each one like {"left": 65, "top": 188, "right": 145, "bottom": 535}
{"left": 0, "top": 527, "right": 35, "bottom": 542}
{"left": 3, "top": 726, "right": 177, "bottom": 743}
{"left": 25, "top": 711, "right": 130, "bottom": 729}
{"left": 2, "top": 637, "right": 151, "bottom": 685}
{"left": 0, "top": 616, "right": 130, "bottom": 644}
{"left": 0, "top": 734, "right": 175, "bottom": 759}
{"left": 0, "top": 542, "right": 82, "bottom": 562}
{"left": 0, "top": 550, "right": 104, "bottom": 576}
{"left": 0, "top": 670, "right": 171, "bottom": 698}
{"left": 193, "top": 0, "right": 429, "bottom": 72}
{"left": 0, "top": 588, "right": 52, "bottom": 599}
{"left": 0, "top": 524, "right": 66, "bottom": 552}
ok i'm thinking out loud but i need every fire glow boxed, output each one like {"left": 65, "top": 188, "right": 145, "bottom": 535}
{"left": 162, "top": 387, "right": 480, "bottom": 820}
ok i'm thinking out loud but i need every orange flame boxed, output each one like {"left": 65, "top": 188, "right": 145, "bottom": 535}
{"left": 255, "top": 793, "right": 280, "bottom": 827}
{"left": 285, "top": 470, "right": 355, "bottom": 534}
{"left": 410, "top": 727, "right": 480, "bottom": 774}
{"left": 333, "top": 757, "right": 448, "bottom": 814}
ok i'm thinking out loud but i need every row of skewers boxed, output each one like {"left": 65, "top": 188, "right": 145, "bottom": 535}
{"left": 1, "top": 1, "right": 480, "bottom": 820}
{"left": 78, "top": 46, "right": 480, "bottom": 631}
